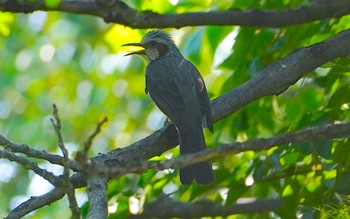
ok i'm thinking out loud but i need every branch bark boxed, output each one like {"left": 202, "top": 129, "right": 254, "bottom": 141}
{"left": 1, "top": 0, "right": 350, "bottom": 28}
{"left": 0, "top": 149, "right": 63, "bottom": 186}
{"left": 5, "top": 173, "right": 87, "bottom": 219}
{"left": 51, "top": 104, "right": 81, "bottom": 218}
{"left": 0, "top": 134, "right": 83, "bottom": 172}
{"left": 5, "top": 188, "right": 67, "bottom": 219}
{"left": 127, "top": 195, "right": 282, "bottom": 218}
{"left": 86, "top": 175, "right": 108, "bottom": 219}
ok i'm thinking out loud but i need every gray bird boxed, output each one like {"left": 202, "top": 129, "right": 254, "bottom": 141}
{"left": 123, "top": 30, "right": 214, "bottom": 185}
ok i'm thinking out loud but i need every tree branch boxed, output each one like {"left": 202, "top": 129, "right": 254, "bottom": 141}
{"left": 51, "top": 104, "right": 81, "bottom": 218}
{"left": 94, "top": 122, "right": 350, "bottom": 177}
{"left": 5, "top": 188, "right": 67, "bottom": 219}
{"left": 75, "top": 116, "right": 108, "bottom": 166}
{"left": 86, "top": 175, "right": 108, "bottom": 219}
{"left": 0, "top": 149, "right": 63, "bottom": 187}
{"left": 0, "top": 134, "right": 83, "bottom": 172}
{"left": 212, "top": 28, "right": 350, "bottom": 121}
{"left": 127, "top": 195, "right": 282, "bottom": 218}
{"left": 1, "top": 0, "right": 350, "bottom": 28}
{"left": 5, "top": 173, "right": 88, "bottom": 219}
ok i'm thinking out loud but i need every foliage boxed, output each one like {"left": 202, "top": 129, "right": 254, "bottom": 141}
{"left": 1, "top": 0, "right": 350, "bottom": 218}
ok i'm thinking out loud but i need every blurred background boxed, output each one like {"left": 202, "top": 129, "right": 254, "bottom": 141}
{"left": 1, "top": 0, "right": 350, "bottom": 218}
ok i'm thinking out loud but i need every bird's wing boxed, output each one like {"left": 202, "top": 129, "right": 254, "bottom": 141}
{"left": 187, "top": 62, "right": 214, "bottom": 132}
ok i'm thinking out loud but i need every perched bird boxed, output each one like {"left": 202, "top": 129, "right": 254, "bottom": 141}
{"left": 123, "top": 30, "right": 214, "bottom": 185}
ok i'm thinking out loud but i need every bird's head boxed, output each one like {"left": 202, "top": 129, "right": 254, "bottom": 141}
{"left": 123, "top": 30, "right": 178, "bottom": 62}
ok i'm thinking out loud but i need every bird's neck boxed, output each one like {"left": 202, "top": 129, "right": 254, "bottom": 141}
{"left": 146, "top": 43, "right": 170, "bottom": 62}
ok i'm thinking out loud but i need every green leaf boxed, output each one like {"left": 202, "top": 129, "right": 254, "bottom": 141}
{"left": 181, "top": 27, "right": 205, "bottom": 63}
{"left": 311, "top": 140, "right": 332, "bottom": 159}
{"left": 44, "top": 0, "right": 61, "bottom": 8}
{"left": 225, "top": 183, "right": 249, "bottom": 206}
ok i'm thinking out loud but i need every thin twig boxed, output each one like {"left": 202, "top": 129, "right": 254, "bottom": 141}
{"left": 75, "top": 116, "right": 108, "bottom": 166}
{"left": 0, "top": 134, "right": 83, "bottom": 172}
{"left": 84, "top": 116, "right": 108, "bottom": 153}
{"left": 50, "top": 104, "right": 69, "bottom": 177}
{"left": 0, "top": 149, "right": 62, "bottom": 186}
{"left": 50, "top": 104, "right": 81, "bottom": 218}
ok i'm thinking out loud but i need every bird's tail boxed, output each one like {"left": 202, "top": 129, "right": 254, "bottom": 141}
{"left": 179, "top": 126, "right": 214, "bottom": 185}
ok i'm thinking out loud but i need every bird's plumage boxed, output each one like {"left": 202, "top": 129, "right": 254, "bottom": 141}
{"left": 124, "top": 30, "right": 214, "bottom": 185}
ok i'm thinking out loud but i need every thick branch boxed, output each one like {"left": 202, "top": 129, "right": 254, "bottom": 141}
{"left": 95, "top": 122, "right": 350, "bottom": 177}
{"left": 86, "top": 175, "right": 108, "bottom": 219}
{"left": 1, "top": 0, "right": 350, "bottom": 28}
{"left": 128, "top": 195, "right": 282, "bottom": 218}
{"left": 212, "top": 28, "right": 350, "bottom": 121}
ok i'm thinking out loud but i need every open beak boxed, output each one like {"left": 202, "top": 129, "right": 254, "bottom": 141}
{"left": 122, "top": 43, "right": 147, "bottom": 56}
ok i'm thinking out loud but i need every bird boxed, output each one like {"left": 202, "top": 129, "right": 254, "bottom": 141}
{"left": 123, "top": 30, "right": 214, "bottom": 185}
